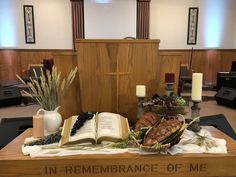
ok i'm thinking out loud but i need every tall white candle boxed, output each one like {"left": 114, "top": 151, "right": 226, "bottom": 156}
{"left": 136, "top": 85, "right": 146, "bottom": 97}
{"left": 191, "top": 73, "right": 203, "bottom": 101}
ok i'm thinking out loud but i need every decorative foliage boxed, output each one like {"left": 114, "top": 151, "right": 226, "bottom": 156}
{"left": 143, "top": 94, "right": 187, "bottom": 116}
{"left": 111, "top": 129, "right": 146, "bottom": 149}
{"left": 17, "top": 66, "right": 78, "bottom": 111}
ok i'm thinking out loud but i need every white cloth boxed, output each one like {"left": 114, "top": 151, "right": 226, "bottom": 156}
{"left": 22, "top": 143, "right": 140, "bottom": 157}
{"left": 22, "top": 128, "right": 227, "bottom": 157}
{"left": 168, "top": 129, "right": 227, "bottom": 155}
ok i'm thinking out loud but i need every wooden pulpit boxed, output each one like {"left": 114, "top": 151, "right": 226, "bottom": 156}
{"left": 54, "top": 39, "right": 181, "bottom": 124}
{"left": 75, "top": 39, "right": 179, "bottom": 124}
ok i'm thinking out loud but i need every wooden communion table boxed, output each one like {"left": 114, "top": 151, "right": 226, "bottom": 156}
{"left": 0, "top": 126, "right": 236, "bottom": 177}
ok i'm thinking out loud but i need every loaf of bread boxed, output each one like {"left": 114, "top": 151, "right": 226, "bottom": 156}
{"left": 135, "top": 112, "right": 160, "bottom": 131}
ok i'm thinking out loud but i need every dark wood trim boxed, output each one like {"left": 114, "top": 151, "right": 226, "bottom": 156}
{"left": 71, "top": 0, "right": 84, "bottom": 50}
{"left": 159, "top": 49, "right": 236, "bottom": 52}
{"left": 0, "top": 49, "right": 73, "bottom": 52}
{"left": 136, "top": 0, "right": 150, "bottom": 39}
{"left": 1, "top": 49, "right": 235, "bottom": 52}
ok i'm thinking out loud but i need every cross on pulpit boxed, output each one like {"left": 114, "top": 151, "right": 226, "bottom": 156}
{"left": 74, "top": 39, "right": 163, "bottom": 125}
{"left": 104, "top": 72, "right": 132, "bottom": 112}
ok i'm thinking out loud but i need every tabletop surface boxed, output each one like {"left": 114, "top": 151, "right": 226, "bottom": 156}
{"left": 0, "top": 127, "right": 236, "bottom": 177}
{"left": 0, "top": 104, "right": 40, "bottom": 120}
{"left": 0, "top": 126, "right": 235, "bottom": 159}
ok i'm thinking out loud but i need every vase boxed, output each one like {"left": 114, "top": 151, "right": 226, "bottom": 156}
{"left": 37, "top": 106, "right": 62, "bottom": 133}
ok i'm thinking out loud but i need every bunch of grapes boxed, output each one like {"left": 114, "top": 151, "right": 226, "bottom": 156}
{"left": 70, "top": 112, "right": 94, "bottom": 136}
{"left": 152, "top": 95, "right": 186, "bottom": 107}
{"left": 175, "top": 97, "right": 186, "bottom": 106}
{"left": 25, "top": 130, "right": 62, "bottom": 146}
{"left": 146, "top": 94, "right": 186, "bottom": 116}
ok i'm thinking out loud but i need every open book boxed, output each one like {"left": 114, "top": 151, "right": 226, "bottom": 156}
{"left": 59, "top": 112, "right": 130, "bottom": 146}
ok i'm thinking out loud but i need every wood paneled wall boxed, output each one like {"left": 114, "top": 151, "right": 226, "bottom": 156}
{"left": 1, "top": 48, "right": 236, "bottom": 123}
{"left": 158, "top": 51, "right": 183, "bottom": 94}
{"left": 1, "top": 49, "right": 236, "bottom": 88}
{"left": 0, "top": 49, "right": 71, "bottom": 86}
{"left": 171, "top": 49, "right": 236, "bottom": 86}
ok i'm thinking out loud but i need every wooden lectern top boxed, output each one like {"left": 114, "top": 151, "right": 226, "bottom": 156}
{"left": 0, "top": 126, "right": 236, "bottom": 177}
{"left": 75, "top": 39, "right": 160, "bottom": 44}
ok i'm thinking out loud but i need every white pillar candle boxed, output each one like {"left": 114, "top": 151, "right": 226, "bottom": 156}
{"left": 136, "top": 85, "right": 146, "bottom": 97}
{"left": 191, "top": 73, "right": 203, "bottom": 102}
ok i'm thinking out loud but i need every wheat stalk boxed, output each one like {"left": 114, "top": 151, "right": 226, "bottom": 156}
{"left": 17, "top": 66, "right": 78, "bottom": 111}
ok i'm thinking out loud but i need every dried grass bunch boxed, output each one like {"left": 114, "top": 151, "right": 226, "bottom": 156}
{"left": 17, "top": 66, "right": 78, "bottom": 111}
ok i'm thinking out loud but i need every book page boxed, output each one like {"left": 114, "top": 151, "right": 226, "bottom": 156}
{"left": 59, "top": 112, "right": 130, "bottom": 146}
{"left": 59, "top": 116, "right": 75, "bottom": 146}
{"left": 120, "top": 115, "right": 130, "bottom": 139}
{"left": 69, "top": 114, "right": 96, "bottom": 142}
{"left": 97, "top": 112, "right": 121, "bottom": 140}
